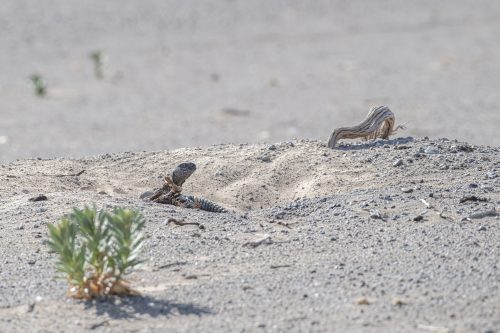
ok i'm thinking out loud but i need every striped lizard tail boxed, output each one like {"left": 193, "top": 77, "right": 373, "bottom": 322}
{"left": 176, "top": 195, "right": 228, "bottom": 213}
{"left": 328, "top": 106, "right": 403, "bottom": 148}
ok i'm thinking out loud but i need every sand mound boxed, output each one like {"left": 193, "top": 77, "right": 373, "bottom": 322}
{"left": 1, "top": 139, "right": 409, "bottom": 212}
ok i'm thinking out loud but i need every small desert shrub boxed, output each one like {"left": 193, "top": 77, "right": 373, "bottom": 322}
{"left": 30, "top": 74, "right": 47, "bottom": 96}
{"left": 47, "top": 206, "right": 145, "bottom": 299}
{"left": 90, "top": 51, "right": 105, "bottom": 79}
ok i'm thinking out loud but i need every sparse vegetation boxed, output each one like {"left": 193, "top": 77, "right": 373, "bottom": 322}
{"left": 30, "top": 74, "right": 47, "bottom": 96}
{"left": 47, "top": 206, "right": 145, "bottom": 299}
{"left": 90, "top": 51, "right": 105, "bottom": 79}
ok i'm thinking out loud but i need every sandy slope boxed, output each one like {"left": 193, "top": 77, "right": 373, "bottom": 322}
{"left": 0, "top": 137, "right": 498, "bottom": 332}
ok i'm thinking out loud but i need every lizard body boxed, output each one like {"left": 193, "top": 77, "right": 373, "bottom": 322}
{"left": 328, "top": 105, "right": 402, "bottom": 148}
{"left": 149, "top": 162, "right": 228, "bottom": 213}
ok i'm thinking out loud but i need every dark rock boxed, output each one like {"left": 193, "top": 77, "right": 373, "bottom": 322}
{"left": 28, "top": 194, "right": 47, "bottom": 202}
{"left": 413, "top": 215, "right": 424, "bottom": 222}
{"left": 459, "top": 195, "right": 488, "bottom": 204}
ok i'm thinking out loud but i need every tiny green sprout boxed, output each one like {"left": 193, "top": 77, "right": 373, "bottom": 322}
{"left": 90, "top": 51, "right": 105, "bottom": 79}
{"left": 47, "top": 206, "right": 146, "bottom": 299}
{"left": 30, "top": 74, "right": 47, "bottom": 96}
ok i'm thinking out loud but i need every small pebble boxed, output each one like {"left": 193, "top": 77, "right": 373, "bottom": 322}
{"left": 392, "top": 298, "right": 406, "bottom": 306}
{"left": 423, "top": 146, "right": 440, "bottom": 154}
{"left": 480, "top": 184, "right": 494, "bottom": 192}
{"left": 274, "top": 211, "right": 286, "bottom": 220}
{"left": 258, "top": 155, "right": 271, "bottom": 162}
{"left": 401, "top": 188, "right": 413, "bottom": 193}
{"left": 393, "top": 159, "right": 403, "bottom": 167}
{"left": 486, "top": 171, "right": 497, "bottom": 179}
{"left": 370, "top": 210, "right": 383, "bottom": 220}
{"left": 356, "top": 297, "right": 371, "bottom": 305}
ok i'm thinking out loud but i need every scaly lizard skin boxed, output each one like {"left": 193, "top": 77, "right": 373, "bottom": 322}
{"left": 149, "top": 162, "right": 228, "bottom": 213}
{"left": 175, "top": 195, "right": 227, "bottom": 213}
{"left": 327, "top": 105, "right": 403, "bottom": 148}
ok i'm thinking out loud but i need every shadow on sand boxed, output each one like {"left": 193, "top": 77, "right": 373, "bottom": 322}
{"left": 84, "top": 295, "right": 211, "bottom": 320}
{"left": 334, "top": 136, "right": 415, "bottom": 151}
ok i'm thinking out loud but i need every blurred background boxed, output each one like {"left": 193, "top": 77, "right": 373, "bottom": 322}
{"left": 1, "top": 0, "right": 499, "bottom": 163}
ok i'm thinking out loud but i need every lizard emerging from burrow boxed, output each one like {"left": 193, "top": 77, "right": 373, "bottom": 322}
{"left": 146, "top": 162, "right": 227, "bottom": 213}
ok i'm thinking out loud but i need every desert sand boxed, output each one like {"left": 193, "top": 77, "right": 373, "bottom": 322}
{"left": 0, "top": 138, "right": 499, "bottom": 332}
{"left": 0, "top": 1, "right": 499, "bottom": 332}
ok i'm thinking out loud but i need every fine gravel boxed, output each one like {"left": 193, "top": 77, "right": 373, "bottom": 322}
{"left": 0, "top": 137, "right": 498, "bottom": 332}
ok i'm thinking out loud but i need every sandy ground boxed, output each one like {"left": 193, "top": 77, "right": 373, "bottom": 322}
{"left": 0, "top": 137, "right": 498, "bottom": 332}
{"left": 1, "top": 0, "right": 500, "bottom": 163}
{"left": 1, "top": 1, "right": 500, "bottom": 332}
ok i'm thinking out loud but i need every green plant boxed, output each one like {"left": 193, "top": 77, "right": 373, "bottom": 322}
{"left": 30, "top": 74, "right": 47, "bottom": 96}
{"left": 47, "top": 206, "right": 146, "bottom": 299}
{"left": 90, "top": 51, "right": 105, "bottom": 79}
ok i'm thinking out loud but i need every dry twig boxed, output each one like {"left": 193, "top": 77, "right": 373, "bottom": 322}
{"left": 166, "top": 218, "right": 204, "bottom": 229}
{"left": 41, "top": 170, "right": 85, "bottom": 177}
